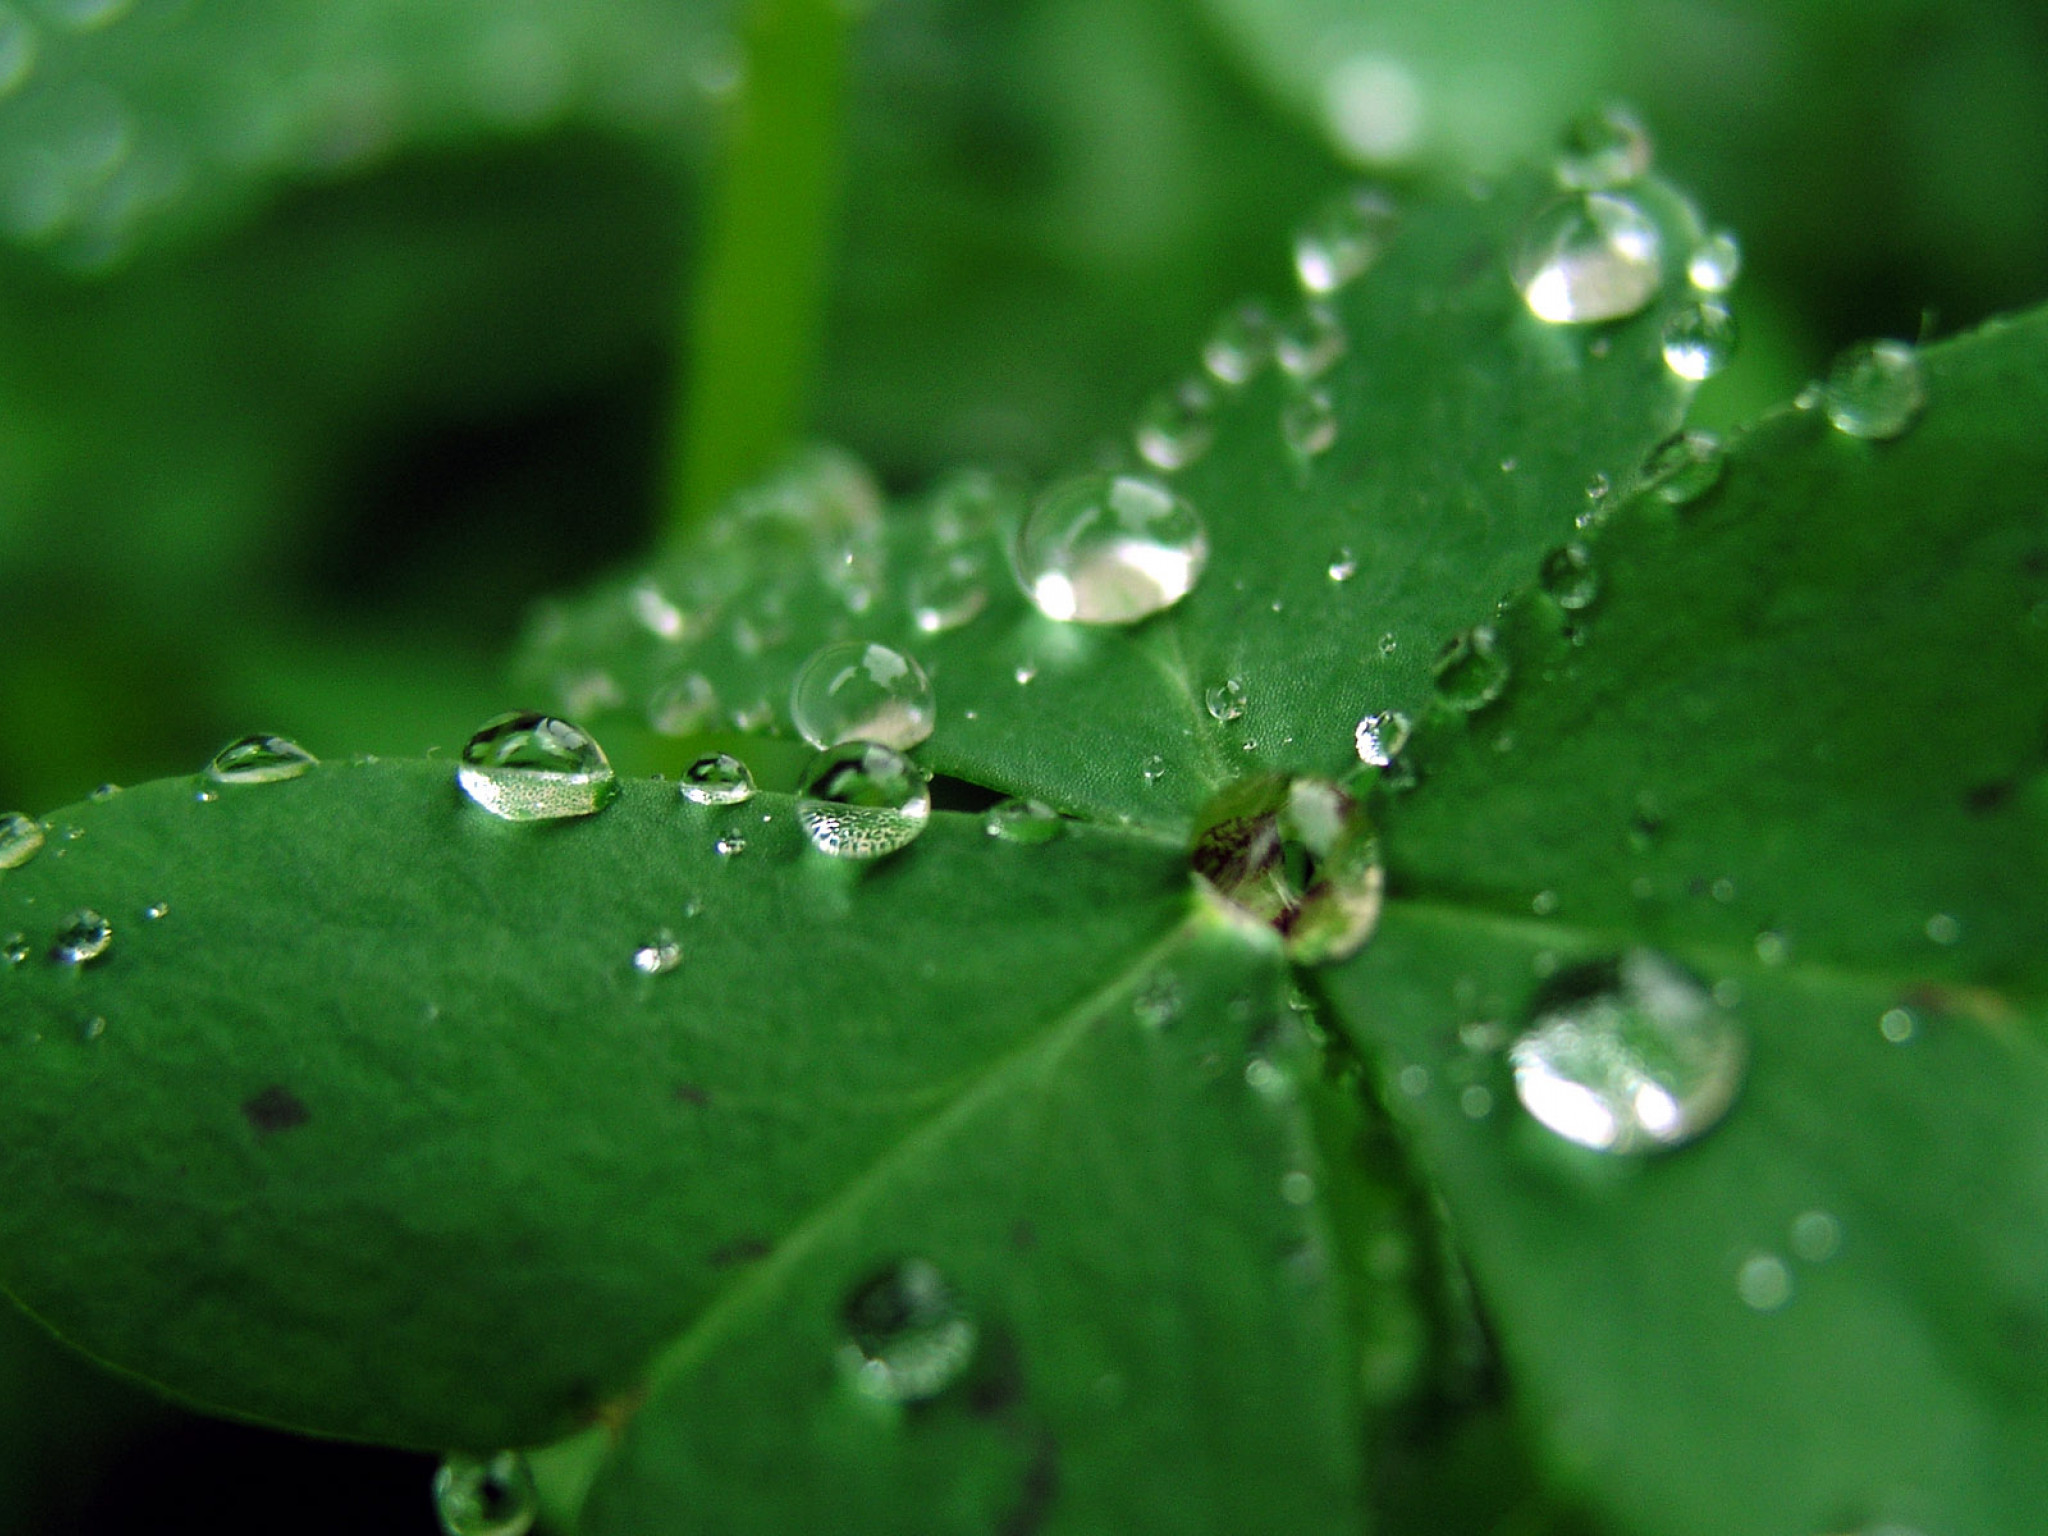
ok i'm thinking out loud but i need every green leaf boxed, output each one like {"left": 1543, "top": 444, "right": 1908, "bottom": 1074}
{"left": 1324, "top": 310, "right": 2048, "bottom": 1536}
{"left": 519, "top": 170, "right": 1701, "bottom": 830}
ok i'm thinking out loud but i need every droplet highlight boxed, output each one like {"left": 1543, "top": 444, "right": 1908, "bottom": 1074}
{"left": 1202, "top": 300, "right": 1275, "bottom": 386}
{"left": 1205, "top": 677, "right": 1247, "bottom": 723}
{"left": 632, "top": 929, "right": 682, "bottom": 976}
{"left": 206, "top": 734, "right": 318, "bottom": 786}
{"left": 1353, "top": 710, "right": 1410, "bottom": 768}
{"left": 1539, "top": 543, "right": 1599, "bottom": 610}
{"left": 1686, "top": 229, "right": 1741, "bottom": 293}
{"left": 797, "top": 742, "right": 931, "bottom": 860}
{"left": 1014, "top": 473, "right": 1208, "bottom": 625}
{"left": 1661, "top": 301, "right": 1736, "bottom": 380}
{"left": 1513, "top": 193, "right": 1664, "bottom": 325}
{"left": 1281, "top": 387, "right": 1338, "bottom": 457}
{"left": 456, "top": 713, "right": 617, "bottom": 822}
{"left": 791, "top": 641, "right": 935, "bottom": 752}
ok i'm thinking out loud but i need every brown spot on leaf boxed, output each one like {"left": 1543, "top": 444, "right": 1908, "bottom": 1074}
{"left": 243, "top": 1086, "right": 310, "bottom": 1135}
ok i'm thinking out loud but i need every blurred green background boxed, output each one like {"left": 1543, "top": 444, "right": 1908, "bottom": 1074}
{"left": 1, "top": 0, "right": 2043, "bottom": 1529}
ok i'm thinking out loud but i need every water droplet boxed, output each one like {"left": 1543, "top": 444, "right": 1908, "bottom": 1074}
{"left": 1531, "top": 889, "right": 1560, "bottom": 916}
{"left": 629, "top": 580, "right": 686, "bottom": 640}
{"left": 1205, "top": 677, "right": 1247, "bottom": 723}
{"left": 1140, "top": 753, "right": 1168, "bottom": 785}
{"left": 1327, "top": 547, "right": 1357, "bottom": 582}
{"left": 0, "top": 812, "right": 44, "bottom": 870}
{"left": 1320, "top": 53, "right": 1423, "bottom": 166}
{"left": 908, "top": 548, "right": 989, "bottom": 635}
{"left": 1539, "top": 543, "right": 1599, "bottom": 610}
{"left": 0, "top": 8, "right": 38, "bottom": 100}
{"left": 1279, "top": 1168, "right": 1316, "bottom": 1205}
{"left": 984, "top": 798, "right": 1063, "bottom": 844}
{"left": 1135, "top": 375, "right": 1217, "bottom": 471}
{"left": 456, "top": 713, "right": 617, "bottom": 822}
{"left": 791, "top": 642, "right": 935, "bottom": 752}
{"left": 1460, "top": 1084, "right": 1495, "bottom": 1118}
{"left": 1687, "top": 229, "right": 1741, "bottom": 292}
{"left": 679, "top": 753, "right": 755, "bottom": 807}
{"left": 1639, "top": 429, "right": 1725, "bottom": 505}
{"left": 1275, "top": 303, "right": 1347, "bottom": 379}
{"left": 714, "top": 832, "right": 748, "bottom": 857}
{"left": 1661, "top": 301, "right": 1736, "bottom": 380}
{"left": 1509, "top": 949, "right": 1746, "bottom": 1153}
{"left": 1554, "top": 104, "right": 1652, "bottom": 191}
{"left": 1293, "top": 186, "right": 1398, "bottom": 295}
{"left": 432, "top": 1450, "right": 537, "bottom": 1536}
{"left": 647, "top": 671, "right": 717, "bottom": 736}
{"left": 840, "top": 1258, "right": 976, "bottom": 1404}
{"left": 1924, "top": 912, "right": 1961, "bottom": 945}
{"left": 193, "top": 788, "right": 218, "bottom": 804}
{"left": 51, "top": 908, "right": 112, "bottom": 966}
{"left": 1354, "top": 710, "right": 1410, "bottom": 767}
{"left": 927, "top": 468, "right": 1007, "bottom": 547}
{"left": 797, "top": 742, "right": 930, "bottom": 860}
{"left": 1736, "top": 1252, "right": 1792, "bottom": 1312}
{"left": 1281, "top": 387, "right": 1338, "bottom": 457}
{"left": 1397, "top": 1063, "right": 1429, "bottom": 1096}
{"left": 1432, "top": 626, "right": 1509, "bottom": 711}
{"left": 1789, "top": 1210, "right": 1840, "bottom": 1263}
{"left": 206, "top": 734, "right": 318, "bottom": 786}
{"left": 632, "top": 929, "right": 682, "bottom": 976}
{"left": 1202, "top": 300, "right": 1275, "bottom": 386}
{"left": 1822, "top": 340, "right": 1927, "bottom": 441}
{"left": 1878, "top": 1006, "right": 1915, "bottom": 1043}
{"left": 730, "top": 698, "right": 776, "bottom": 733}
{"left": 1191, "top": 776, "right": 1384, "bottom": 965}
{"left": 142, "top": 901, "right": 168, "bottom": 920}
{"left": 1513, "top": 193, "right": 1664, "bottom": 325}
{"left": 1014, "top": 474, "right": 1208, "bottom": 625}
{"left": 1377, "top": 632, "right": 1398, "bottom": 657}
{"left": 88, "top": 783, "right": 119, "bottom": 802}
{"left": 1754, "top": 929, "right": 1789, "bottom": 966}
{"left": 1133, "top": 974, "right": 1182, "bottom": 1028}
{"left": 3, "top": 932, "right": 29, "bottom": 965}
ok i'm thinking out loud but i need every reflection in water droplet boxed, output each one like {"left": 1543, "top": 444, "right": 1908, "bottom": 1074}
{"left": 1789, "top": 1209, "right": 1840, "bottom": 1263}
{"left": 1014, "top": 474, "right": 1208, "bottom": 625}
{"left": 908, "top": 548, "right": 989, "bottom": 635}
{"left": 680, "top": 753, "right": 755, "bottom": 807}
{"left": 1293, "top": 186, "right": 1398, "bottom": 295}
{"left": 1433, "top": 627, "right": 1509, "bottom": 711}
{"left": 1736, "top": 1252, "right": 1792, "bottom": 1312}
{"left": 647, "top": 671, "right": 717, "bottom": 736}
{"left": 1509, "top": 950, "right": 1746, "bottom": 1153}
{"left": 432, "top": 1450, "right": 537, "bottom": 1536}
{"left": 1822, "top": 340, "right": 1926, "bottom": 441}
{"left": 984, "top": 798, "right": 1063, "bottom": 844}
{"left": 791, "top": 641, "right": 935, "bottom": 751}
{"left": 1354, "top": 710, "right": 1410, "bottom": 768}
{"left": 1661, "top": 301, "right": 1736, "bottom": 380}
{"left": 1328, "top": 547, "right": 1357, "bottom": 582}
{"left": 1205, "top": 677, "right": 1247, "bottom": 723}
{"left": 1513, "top": 193, "right": 1664, "bottom": 325}
{"left": 51, "top": 908, "right": 112, "bottom": 966}
{"left": 1202, "top": 300, "right": 1275, "bottom": 386}
{"left": 632, "top": 929, "right": 682, "bottom": 976}
{"left": 0, "top": 812, "right": 43, "bottom": 869}
{"left": 206, "top": 734, "right": 318, "bottom": 786}
{"left": 1639, "top": 429, "right": 1725, "bottom": 506}
{"left": 456, "top": 713, "right": 617, "bottom": 822}
{"left": 1135, "top": 375, "right": 1217, "bottom": 471}
{"left": 1555, "top": 104, "right": 1652, "bottom": 191}
{"left": 1540, "top": 543, "right": 1599, "bottom": 609}
{"left": 1275, "top": 303, "right": 1347, "bottom": 380}
{"left": 1687, "top": 229, "right": 1741, "bottom": 292}
{"left": 1191, "top": 776, "right": 1384, "bottom": 965}
{"left": 840, "top": 1258, "right": 976, "bottom": 1404}
{"left": 797, "top": 742, "right": 930, "bottom": 859}
{"left": 1281, "top": 387, "right": 1338, "bottom": 457}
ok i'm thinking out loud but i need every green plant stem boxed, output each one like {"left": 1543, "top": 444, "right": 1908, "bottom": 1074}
{"left": 667, "top": 0, "right": 854, "bottom": 538}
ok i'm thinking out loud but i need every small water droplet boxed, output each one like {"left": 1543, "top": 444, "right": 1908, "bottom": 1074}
{"left": 1397, "top": 1063, "right": 1429, "bottom": 1096}
{"left": 1202, "top": 299, "right": 1275, "bottom": 386}
{"left": 1140, "top": 753, "right": 1168, "bottom": 785}
{"left": 1878, "top": 1006, "right": 1915, "bottom": 1043}
{"left": 791, "top": 641, "right": 935, "bottom": 752}
{"left": 1531, "top": 889, "right": 1560, "bottom": 916}
{"left": 840, "top": 1258, "right": 976, "bottom": 1404}
{"left": 1353, "top": 710, "right": 1410, "bottom": 767}
{"left": 1736, "top": 1252, "right": 1792, "bottom": 1312}
{"left": 1013, "top": 664, "right": 1036, "bottom": 686}
{"left": 908, "top": 548, "right": 989, "bottom": 635}
{"left": 1281, "top": 387, "right": 1338, "bottom": 457}
{"left": 714, "top": 832, "right": 748, "bottom": 857}
{"left": 647, "top": 671, "right": 718, "bottom": 736}
{"left": 1754, "top": 929, "right": 1789, "bottom": 966}
{"left": 88, "top": 783, "right": 120, "bottom": 802}
{"left": 432, "top": 1450, "right": 537, "bottom": 1536}
{"left": 1687, "top": 229, "right": 1741, "bottom": 292}
{"left": 3, "top": 932, "right": 30, "bottom": 965}
{"left": 1459, "top": 1084, "right": 1494, "bottom": 1119}
{"left": 193, "top": 788, "right": 218, "bottom": 804}
{"left": 1509, "top": 949, "right": 1746, "bottom": 1153}
{"left": 1191, "top": 776, "right": 1384, "bottom": 964}
{"left": 142, "top": 901, "right": 168, "bottom": 920}
{"left": 1275, "top": 303, "right": 1347, "bottom": 380}
{"left": 1539, "top": 542, "right": 1599, "bottom": 609}
{"left": 679, "top": 753, "right": 755, "bottom": 807}
{"left": 632, "top": 929, "right": 682, "bottom": 976}
{"left": 1554, "top": 103, "right": 1652, "bottom": 191}
{"left": 1377, "top": 632, "right": 1398, "bottom": 658}
{"left": 1133, "top": 974, "right": 1182, "bottom": 1028}
{"left": 983, "top": 798, "right": 1063, "bottom": 844}
{"left": 1789, "top": 1210, "right": 1840, "bottom": 1263}
{"left": 456, "top": 713, "right": 616, "bottom": 822}
{"left": 730, "top": 698, "right": 776, "bottom": 733}
{"left": 51, "top": 908, "right": 112, "bottom": 966}
{"left": 1710, "top": 877, "right": 1737, "bottom": 904}
{"left": 206, "top": 734, "right": 318, "bottom": 786}
{"left": 629, "top": 580, "right": 686, "bottom": 640}
{"left": 1661, "top": 301, "right": 1737, "bottom": 380}
{"left": 1320, "top": 52, "right": 1422, "bottom": 166}
{"left": 1135, "top": 375, "right": 1217, "bottom": 471}
{"left": 1639, "top": 429, "right": 1725, "bottom": 505}
{"left": 1432, "top": 626, "right": 1509, "bottom": 711}
{"left": 1924, "top": 912, "right": 1961, "bottom": 945}
{"left": 1513, "top": 193, "right": 1664, "bottom": 325}
{"left": 1015, "top": 474, "right": 1208, "bottom": 625}
{"left": 1279, "top": 1168, "right": 1316, "bottom": 1205}
{"left": 1327, "top": 547, "right": 1357, "bottom": 582}
{"left": 1205, "top": 677, "right": 1247, "bottom": 723}
{"left": 1822, "top": 340, "right": 1927, "bottom": 441}
{"left": 797, "top": 742, "right": 930, "bottom": 860}
{"left": 80, "top": 1013, "right": 105, "bottom": 1041}
{"left": 1293, "top": 186, "right": 1398, "bottom": 295}
{"left": 0, "top": 812, "right": 44, "bottom": 870}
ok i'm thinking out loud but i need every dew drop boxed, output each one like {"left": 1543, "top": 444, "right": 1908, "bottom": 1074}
{"left": 907, "top": 548, "right": 989, "bottom": 635}
{"left": 1275, "top": 303, "right": 1347, "bottom": 380}
{"left": 1509, "top": 949, "right": 1746, "bottom": 1153}
{"left": 797, "top": 742, "right": 930, "bottom": 859}
{"left": 1554, "top": 103, "right": 1652, "bottom": 191}
{"left": 840, "top": 1258, "right": 976, "bottom": 1404}
{"left": 1353, "top": 710, "right": 1410, "bottom": 767}
{"left": 1327, "top": 547, "right": 1357, "bottom": 582}
{"left": 1687, "top": 229, "right": 1741, "bottom": 292}
{"left": 1320, "top": 52, "right": 1422, "bottom": 166}
{"left": 1460, "top": 1084, "right": 1494, "bottom": 1119}
{"left": 1639, "top": 429, "right": 1725, "bottom": 506}
{"left": 1736, "top": 1252, "right": 1792, "bottom": 1312}
{"left": 1191, "top": 776, "right": 1384, "bottom": 965}
{"left": 1432, "top": 626, "right": 1509, "bottom": 711}
{"left": 632, "top": 929, "right": 682, "bottom": 976}
{"left": 1878, "top": 1006, "right": 1915, "bottom": 1044}
{"left": 1377, "top": 632, "right": 1398, "bottom": 658}
{"left": 1140, "top": 753, "right": 1168, "bottom": 785}
{"left": 0, "top": 812, "right": 44, "bottom": 870}
{"left": 456, "top": 713, "right": 617, "bottom": 822}
{"left": 1281, "top": 387, "right": 1338, "bottom": 457}
{"left": 206, "top": 734, "right": 318, "bottom": 786}
{"left": 714, "top": 832, "right": 748, "bottom": 858}
{"left": 1822, "top": 340, "right": 1927, "bottom": 441}
{"left": 1754, "top": 929, "right": 1789, "bottom": 966}
{"left": 142, "top": 901, "right": 168, "bottom": 920}
{"left": 927, "top": 467, "right": 1007, "bottom": 547}
{"left": 647, "top": 671, "right": 717, "bottom": 736}
{"left": 1135, "top": 375, "right": 1217, "bottom": 471}
{"left": 1789, "top": 1209, "right": 1840, "bottom": 1263}
{"left": 983, "top": 798, "right": 1063, "bottom": 845}
{"left": 791, "top": 641, "right": 934, "bottom": 752}
{"left": 679, "top": 753, "right": 755, "bottom": 807}
{"left": 1924, "top": 912, "right": 1961, "bottom": 946}
{"left": 1204, "top": 677, "right": 1248, "bottom": 723}
{"left": 432, "top": 1450, "right": 537, "bottom": 1536}
{"left": 629, "top": 580, "right": 686, "bottom": 640}
{"left": 1292, "top": 186, "right": 1398, "bottom": 296}
{"left": 1014, "top": 473, "right": 1208, "bottom": 625}
{"left": 51, "top": 908, "right": 112, "bottom": 966}
{"left": 1280, "top": 1168, "right": 1316, "bottom": 1204}
{"left": 1133, "top": 974, "right": 1182, "bottom": 1028}
{"left": 88, "top": 783, "right": 119, "bottom": 802}
{"left": 1202, "top": 300, "right": 1275, "bottom": 386}
{"left": 1661, "top": 301, "right": 1737, "bottom": 380}
{"left": 1513, "top": 193, "right": 1664, "bottom": 325}
{"left": 1539, "top": 543, "right": 1599, "bottom": 610}
{"left": 3, "top": 932, "right": 30, "bottom": 966}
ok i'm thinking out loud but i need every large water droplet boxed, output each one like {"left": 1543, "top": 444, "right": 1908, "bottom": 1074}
{"left": 0, "top": 812, "right": 43, "bottom": 870}
{"left": 1687, "top": 228, "right": 1741, "bottom": 293}
{"left": 1281, "top": 387, "right": 1338, "bottom": 457}
{"left": 1202, "top": 300, "right": 1275, "bottom": 386}
{"left": 1513, "top": 193, "right": 1664, "bottom": 325}
{"left": 1539, "top": 543, "right": 1599, "bottom": 610}
{"left": 1822, "top": 339, "right": 1926, "bottom": 441}
{"left": 1661, "top": 301, "right": 1736, "bottom": 381}
{"left": 679, "top": 753, "right": 756, "bottom": 807}
{"left": 840, "top": 1258, "right": 977, "bottom": 1404}
{"left": 984, "top": 797, "right": 1064, "bottom": 845}
{"left": 1191, "top": 776, "right": 1384, "bottom": 964}
{"left": 1014, "top": 473, "right": 1208, "bottom": 625}
{"left": 907, "top": 548, "right": 989, "bottom": 635}
{"left": 51, "top": 908, "right": 112, "bottom": 966}
{"left": 791, "top": 642, "right": 935, "bottom": 752}
{"left": 1293, "top": 186, "right": 1398, "bottom": 295}
{"left": 1639, "top": 429, "right": 1725, "bottom": 505}
{"left": 432, "top": 1450, "right": 537, "bottom": 1536}
{"left": 1433, "top": 627, "right": 1509, "bottom": 711}
{"left": 797, "top": 742, "right": 930, "bottom": 859}
{"left": 1134, "top": 375, "right": 1216, "bottom": 471}
{"left": 456, "top": 713, "right": 617, "bottom": 822}
{"left": 205, "top": 734, "right": 318, "bottom": 786}
{"left": 1554, "top": 104, "right": 1652, "bottom": 191}
{"left": 1509, "top": 949, "right": 1746, "bottom": 1154}
{"left": 1275, "top": 303, "right": 1347, "bottom": 379}
{"left": 1354, "top": 710, "right": 1410, "bottom": 767}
